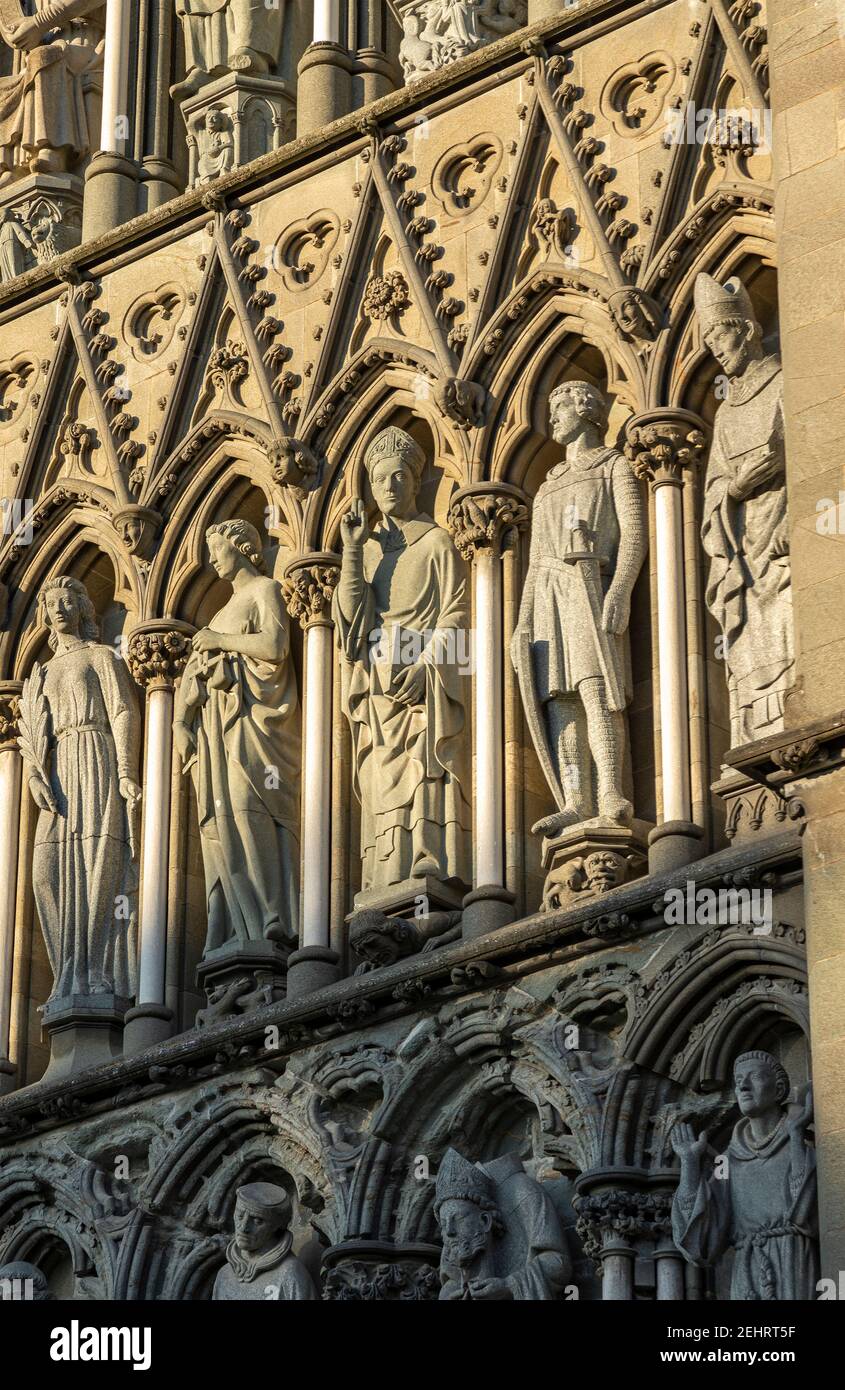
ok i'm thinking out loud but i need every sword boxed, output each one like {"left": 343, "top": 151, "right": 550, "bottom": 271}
{"left": 564, "top": 526, "right": 626, "bottom": 712}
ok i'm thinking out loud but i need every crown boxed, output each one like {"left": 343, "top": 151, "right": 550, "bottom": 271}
{"left": 364, "top": 426, "right": 426, "bottom": 479}
{"left": 434, "top": 1148, "right": 497, "bottom": 1212}
{"left": 694, "top": 273, "right": 759, "bottom": 335}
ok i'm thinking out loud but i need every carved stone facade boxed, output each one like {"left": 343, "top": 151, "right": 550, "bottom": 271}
{"left": 0, "top": 0, "right": 842, "bottom": 1311}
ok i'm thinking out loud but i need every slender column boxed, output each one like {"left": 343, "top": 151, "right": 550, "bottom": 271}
{"left": 601, "top": 1244, "right": 636, "bottom": 1301}
{"left": 0, "top": 683, "right": 22, "bottom": 1094}
{"left": 448, "top": 485, "right": 527, "bottom": 939}
{"left": 83, "top": 0, "right": 141, "bottom": 240}
{"left": 624, "top": 411, "right": 708, "bottom": 873}
{"left": 296, "top": 0, "right": 353, "bottom": 138}
{"left": 123, "top": 621, "right": 194, "bottom": 1055}
{"left": 284, "top": 555, "right": 342, "bottom": 999}
{"left": 655, "top": 1244, "right": 687, "bottom": 1300}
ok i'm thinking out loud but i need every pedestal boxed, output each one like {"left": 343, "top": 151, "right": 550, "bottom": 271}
{"left": 285, "top": 946, "right": 340, "bottom": 1000}
{"left": 0, "top": 174, "right": 84, "bottom": 284}
{"left": 177, "top": 73, "right": 296, "bottom": 188}
{"left": 712, "top": 767, "right": 790, "bottom": 845}
{"left": 352, "top": 874, "right": 465, "bottom": 918}
{"left": 540, "top": 819, "right": 651, "bottom": 913}
{"left": 194, "top": 939, "right": 290, "bottom": 1026}
{"left": 40, "top": 995, "right": 132, "bottom": 1082}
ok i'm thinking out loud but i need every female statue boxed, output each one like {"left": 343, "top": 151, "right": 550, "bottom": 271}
{"left": 174, "top": 519, "right": 300, "bottom": 951}
{"left": 17, "top": 576, "right": 141, "bottom": 1003}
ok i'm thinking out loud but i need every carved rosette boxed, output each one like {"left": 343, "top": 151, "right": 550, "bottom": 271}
{"left": 283, "top": 554, "right": 341, "bottom": 628}
{"left": 447, "top": 484, "right": 529, "bottom": 563}
{"left": 0, "top": 681, "right": 22, "bottom": 751}
{"left": 126, "top": 623, "right": 196, "bottom": 691}
{"left": 624, "top": 409, "right": 708, "bottom": 487}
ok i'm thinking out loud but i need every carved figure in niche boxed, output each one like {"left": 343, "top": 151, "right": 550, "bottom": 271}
{"left": 435, "top": 1149, "right": 571, "bottom": 1300}
{"left": 0, "top": 1261, "right": 54, "bottom": 1300}
{"left": 696, "top": 273, "right": 794, "bottom": 746}
{"left": 333, "top": 427, "right": 471, "bottom": 893}
{"left": 398, "top": 13, "right": 438, "bottom": 79}
{"left": 511, "top": 381, "right": 646, "bottom": 835}
{"left": 0, "top": 209, "right": 34, "bottom": 282}
{"left": 0, "top": 1, "right": 105, "bottom": 184}
{"left": 176, "top": 0, "right": 284, "bottom": 90}
{"left": 212, "top": 1183, "right": 317, "bottom": 1300}
{"left": 196, "top": 107, "right": 234, "bottom": 183}
{"left": 17, "top": 576, "right": 141, "bottom": 1003}
{"left": 174, "top": 519, "right": 300, "bottom": 952}
{"left": 671, "top": 1051, "right": 818, "bottom": 1299}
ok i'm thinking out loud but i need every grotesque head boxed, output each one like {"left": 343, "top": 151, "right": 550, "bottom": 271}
{"left": 206, "top": 518, "right": 265, "bottom": 581}
{"left": 364, "top": 427, "right": 425, "bottom": 521}
{"left": 233, "top": 1182, "right": 292, "bottom": 1255}
{"left": 548, "top": 380, "right": 608, "bottom": 447}
{"left": 694, "top": 273, "right": 763, "bottom": 377}
{"left": 733, "top": 1050, "right": 790, "bottom": 1118}
{"left": 435, "top": 1149, "right": 503, "bottom": 1272}
{"left": 40, "top": 576, "right": 98, "bottom": 650}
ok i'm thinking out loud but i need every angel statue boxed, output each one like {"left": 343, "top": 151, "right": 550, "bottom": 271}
{"left": 0, "top": 1, "right": 106, "bottom": 185}
{"left": 17, "top": 576, "right": 141, "bottom": 1004}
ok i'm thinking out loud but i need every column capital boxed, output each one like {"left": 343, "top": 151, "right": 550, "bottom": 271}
{"left": 126, "top": 621, "right": 196, "bottom": 691}
{"left": 0, "top": 681, "right": 22, "bottom": 751}
{"left": 624, "top": 408, "right": 708, "bottom": 488}
{"left": 447, "top": 483, "right": 529, "bottom": 562}
{"left": 283, "top": 552, "right": 341, "bottom": 628}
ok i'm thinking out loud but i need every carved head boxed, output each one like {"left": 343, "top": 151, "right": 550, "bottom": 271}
{"left": 233, "top": 1182, "right": 292, "bottom": 1254}
{"left": 435, "top": 1150, "right": 503, "bottom": 1270}
{"left": 364, "top": 426, "right": 425, "bottom": 520}
{"left": 40, "top": 575, "right": 98, "bottom": 650}
{"left": 733, "top": 1050, "right": 790, "bottom": 1117}
{"left": 548, "top": 379, "right": 608, "bottom": 446}
{"left": 206, "top": 519, "right": 266, "bottom": 580}
{"left": 694, "top": 273, "right": 763, "bottom": 376}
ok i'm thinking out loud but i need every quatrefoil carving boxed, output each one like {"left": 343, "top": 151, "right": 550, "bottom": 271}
{"left": 123, "top": 284, "right": 186, "bottom": 361}
{"left": 432, "top": 136, "right": 502, "bottom": 218}
{"left": 274, "top": 211, "right": 340, "bottom": 292}
{"left": 600, "top": 53, "right": 677, "bottom": 138}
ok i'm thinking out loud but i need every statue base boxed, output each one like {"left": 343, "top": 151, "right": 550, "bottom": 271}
{"left": 352, "top": 874, "right": 465, "bottom": 918}
{"left": 123, "top": 1003, "right": 174, "bottom": 1056}
{"left": 0, "top": 174, "right": 84, "bottom": 284}
{"left": 285, "top": 946, "right": 341, "bottom": 1001}
{"left": 195, "top": 938, "right": 290, "bottom": 1026}
{"left": 40, "top": 994, "right": 132, "bottom": 1081}
{"left": 176, "top": 72, "right": 297, "bottom": 188}
{"left": 647, "top": 820, "right": 705, "bottom": 875}
{"left": 0, "top": 1057, "right": 16, "bottom": 1095}
{"left": 712, "top": 768, "right": 790, "bottom": 845}
{"left": 540, "top": 818, "right": 651, "bottom": 912}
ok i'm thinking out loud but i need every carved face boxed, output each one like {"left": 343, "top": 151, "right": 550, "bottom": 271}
{"left": 234, "top": 1199, "right": 284, "bottom": 1254}
{"left": 120, "top": 517, "right": 144, "bottom": 553}
{"left": 734, "top": 1057, "right": 781, "bottom": 1117}
{"left": 370, "top": 455, "right": 418, "bottom": 520}
{"left": 704, "top": 319, "right": 754, "bottom": 376}
{"left": 44, "top": 586, "right": 81, "bottom": 638}
{"left": 207, "top": 530, "right": 241, "bottom": 581}
{"left": 550, "top": 386, "right": 599, "bottom": 446}
{"left": 439, "top": 1199, "right": 494, "bottom": 1269}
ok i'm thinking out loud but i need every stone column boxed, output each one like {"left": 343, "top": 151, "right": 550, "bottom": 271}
{"left": 768, "top": 0, "right": 845, "bottom": 1283}
{"left": 137, "top": 0, "right": 183, "bottom": 211}
{"left": 448, "top": 485, "right": 527, "bottom": 940}
{"left": 83, "top": 0, "right": 141, "bottom": 239}
{"left": 624, "top": 411, "right": 707, "bottom": 873}
{"left": 123, "top": 622, "right": 194, "bottom": 1054}
{"left": 0, "top": 683, "right": 22, "bottom": 1095}
{"left": 284, "top": 555, "right": 342, "bottom": 999}
{"left": 296, "top": 0, "right": 354, "bottom": 138}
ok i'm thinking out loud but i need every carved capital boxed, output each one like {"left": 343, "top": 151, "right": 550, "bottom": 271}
{"left": 447, "top": 483, "right": 529, "bottom": 562}
{"left": 283, "top": 553, "right": 341, "bottom": 628}
{"left": 573, "top": 1188, "right": 673, "bottom": 1265}
{"left": 624, "top": 408, "right": 708, "bottom": 486}
{"left": 0, "top": 681, "right": 22, "bottom": 750}
{"left": 126, "top": 622, "right": 196, "bottom": 690}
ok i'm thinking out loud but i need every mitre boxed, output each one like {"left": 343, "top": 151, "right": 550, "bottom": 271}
{"left": 364, "top": 426, "right": 426, "bottom": 477}
{"left": 694, "top": 273, "right": 759, "bottom": 335}
{"left": 434, "top": 1148, "right": 496, "bottom": 1211}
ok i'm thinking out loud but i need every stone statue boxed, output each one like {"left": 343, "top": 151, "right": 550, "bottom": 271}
{"left": 435, "top": 1149, "right": 571, "bottom": 1300}
{"left": 17, "top": 576, "right": 141, "bottom": 1003}
{"left": 174, "top": 519, "right": 300, "bottom": 953}
{"left": 511, "top": 381, "right": 646, "bottom": 835}
{"left": 212, "top": 1182, "right": 317, "bottom": 1300}
{"left": 196, "top": 107, "right": 234, "bottom": 183}
{"left": 0, "top": 1, "right": 105, "bottom": 184}
{"left": 0, "top": 1260, "right": 54, "bottom": 1300}
{"left": 671, "top": 1051, "right": 818, "bottom": 1299}
{"left": 176, "top": 0, "right": 285, "bottom": 91}
{"left": 696, "top": 273, "right": 794, "bottom": 746}
{"left": 333, "top": 427, "right": 471, "bottom": 895}
{"left": 0, "top": 208, "right": 34, "bottom": 282}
